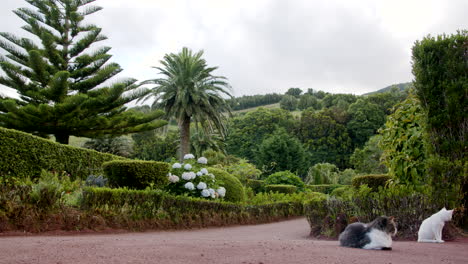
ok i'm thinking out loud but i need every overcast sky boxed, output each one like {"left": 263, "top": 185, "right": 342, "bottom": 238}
{"left": 0, "top": 0, "right": 467, "bottom": 99}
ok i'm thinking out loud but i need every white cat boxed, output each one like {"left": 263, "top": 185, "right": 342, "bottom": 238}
{"left": 417, "top": 207, "right": 454, "bottom": 243}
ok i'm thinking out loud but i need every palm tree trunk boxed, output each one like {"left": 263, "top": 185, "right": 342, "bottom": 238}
{"left": 179, "top": 115, "right": 191, "bottom": 161}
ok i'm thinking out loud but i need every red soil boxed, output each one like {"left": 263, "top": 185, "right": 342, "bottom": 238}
{"left": 0, "top": 218, "right": 467, "bottom": 264}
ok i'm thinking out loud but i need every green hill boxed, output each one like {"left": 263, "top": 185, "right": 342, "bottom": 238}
{"left": 364, "top": 82, "right": 412, "bottom": 95}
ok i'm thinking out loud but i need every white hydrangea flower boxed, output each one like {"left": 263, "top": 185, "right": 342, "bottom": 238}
{"left": 208, "top": 188, "right": 216, "bottom": 198}
{"left": 182, "top": 172, "right": 193, "bottom": 180}
{"left": 183, "top": 153, "right": 195, "bottom": 160}
{"left": 184, "top": 163, "right": 192, "bottom": 170}
{"left": 168, "top": 175, "right": 180, "bottom": 183}
{"left": 217, "top": 187, "right": 226, "bottom": 197}
{"left": 172, "top": 163, "right": 182, "bottom": 169}
{"left": 196, "top": 171, "right": 203, "bottom": 177}
{"left": 184, "top": 182, "right": 195, "bottom": 190}
{"left": 197, "top": 182, "right": 207, "bottom": 190}
{"left": 197, "top": 157, "right": 208, "bottom": 164}
{"left": 200, "top": 168, "right": 208, "bottom": 175}
{"left": 201, "top": 189, "right": 211, "bottom": 197}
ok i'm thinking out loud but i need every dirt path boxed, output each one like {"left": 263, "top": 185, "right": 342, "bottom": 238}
{"left": 1, "top": 218, "right": 467, "bottom": 264}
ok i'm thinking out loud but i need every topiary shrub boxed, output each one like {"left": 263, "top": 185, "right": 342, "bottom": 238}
{"left": 208, "top": 167, "right": 245, "bottom": 203}
{"left": 265, "top": 184, "right": 297, "bottom": 194}
{"left": 352, "top": 174, "right": 391, "bottom": 190}
{"left": 306, "top": 184, "right": 344, "bottom": 194}
{"left": 103, "top": 160, "right": 170, "bottom": 189}
{"left": 247, "top": 179, "right": 265, "bottom": 194}
{"left": 264, "top": 170, "right": 305, "bottom": 191}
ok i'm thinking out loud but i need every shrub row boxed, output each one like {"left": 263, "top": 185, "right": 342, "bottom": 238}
{"left": 247, "top": 179, "right": 265, "bottom": 193}
{"left": 82, "top": 187, "right": 304, "bottom": 229}
{"left": 352, "top": 174, "right": 392, "bottom": 190}
{"left": 103, "top": 160, "right": 170, "bottom": 189}
{"left": 306, "top": 184, "right": 345, "bottom": 194}
{"left": 0, "top": 127, "right": 124, "bottom": 179}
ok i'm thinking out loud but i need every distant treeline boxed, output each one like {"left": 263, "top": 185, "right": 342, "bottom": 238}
{"left": 227, "top": 93, "right": 284, "bottom": 110}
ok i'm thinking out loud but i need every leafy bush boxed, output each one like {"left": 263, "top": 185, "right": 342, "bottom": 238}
{"left": 265, "top": 171, "right": 305, "bottom": 191}
{"left": 306, "top": 184, "right": 344, "bottom": 194}
{"left": 352, "top": 174, "right": 391, "bottom": 190}
{"left": 305, "top": 163, "right": 339, "bottom": 185}
{"left": 208, "top": 167, "right": 245, "bottom": 203}
{"left": 265, "top": 184, "right": 297, "bottom": 194}
{"left": 165, "top": 154, "right": 227, "bottom": 200}
{"left": 103, "top": 160, "right": 169, "bottom": 189}
{"left": 132, "top": 130, "right": 179, "bottom": 162}
{"left": 338, "top": 168, "right": 356, "bottom": 185}
{"left": 330, "top": 186, "right": 354, "bottom": 199}
{"left": 0, "top": 127, "right": 124, "bottom": 180}
{"left": 225, "top": 159, "right": 261, "bottom": 185}
{"left": 247, "top": 179, "right": 265, "bottom": 194}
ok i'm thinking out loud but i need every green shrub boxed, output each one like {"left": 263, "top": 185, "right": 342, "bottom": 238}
{"left": 264, "top": 170, "right": 305, "bottom": 191}
{"left": 0, "top": 127, "right": 124, "bottom": 180}
{"left": 247, "top": 179, "right": 265, "bottom": 194}
{"left": 225, "top": 159, "right": 261, "bottom": 185}
{"left": 306, "top": 163, "right": 340, "bottom": 185}
{"left": 306, "top": 184, "right": 344, "bottom": 194}
{"left": 103, "top": 160, "right": 170, "bottom": 189}
{"left": 208, "top": 168, "right": 245, "bottom": 203}
{"left": 352, "top": 174, "right": 391, "bottom": 190}
{"left": 265, "top": 184, "right": 297, "bottom": 194}
{"left": 330, "top": 186, "right": 354, "bottom": 199}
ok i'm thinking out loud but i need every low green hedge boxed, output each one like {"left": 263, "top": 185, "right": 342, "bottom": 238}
{"left": 352, "top": 174, "right": 392, "bottom": 190}
{"left": 247, "top": 179, "right": 265, "bottom": 194}
{"left": 306, "top": 184, "right": 345, "bottom": 194}
{"left": 103, "top": 160, "right": 170, "bottom": 189}
{"left": 82, "top": 187, "right": 304, "bottom": 229}
{"left": 265, "top": 184, "right": 297, "bottom": 194}
{"left": 0, "top": 127, "right": 124, "bottom": 179}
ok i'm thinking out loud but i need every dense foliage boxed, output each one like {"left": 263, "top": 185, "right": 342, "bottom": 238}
{"left": 264, "top": 171, "right": 305, "bottom": 191}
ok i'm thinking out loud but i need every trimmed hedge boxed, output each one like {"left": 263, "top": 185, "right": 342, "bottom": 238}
{"left": 265, "top": 184, "right": 297, "bottom": 194}
{"left": 247, "top": 179, "right": 265, "bottom": 194}
{"left": 306, "top": 184, "right": 345, "bottom": 194}
{"left": 352, "top": 174, "right": 392, "bottom": 190}
{"left": 265, "top": 170, "right": 305, "bottom": 191}
{"left": 82, "top": 187, "right": 304, "bottom": 229}
{"left": 208, "top": 167, "right": 245, "bottom": 203}
{"left": 103, "top": 160, "right": 170, "bottom": 189}
{"left": 0, "top": 127, "right": 124, "bottom": 179}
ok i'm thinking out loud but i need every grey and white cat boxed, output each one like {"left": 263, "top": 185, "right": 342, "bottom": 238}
{"left": 339, "top": 216, "right": 397, "bottom": 250}
{"left": 417, "top": 207, "right": 454, "bottom": 243}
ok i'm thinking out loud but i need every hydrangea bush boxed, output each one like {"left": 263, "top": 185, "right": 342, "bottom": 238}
{"left": 165, "top": 154, "right": 226, "bottom": 199}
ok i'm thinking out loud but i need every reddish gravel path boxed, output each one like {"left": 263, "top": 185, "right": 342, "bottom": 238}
{"left": 1, "top": 217, "right": 467, "bottom": 264}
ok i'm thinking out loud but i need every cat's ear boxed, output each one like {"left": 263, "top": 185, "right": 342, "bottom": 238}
{"left": 389, "top": 216, "right": 395, "bottom": 221}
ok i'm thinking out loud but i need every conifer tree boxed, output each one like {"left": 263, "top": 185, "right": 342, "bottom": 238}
{"left": 0, "top": 0, "right": 166, "bottom": 144}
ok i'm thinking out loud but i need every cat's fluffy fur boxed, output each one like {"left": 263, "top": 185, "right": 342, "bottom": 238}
{"left": 339, "top": 216, "right": 397, "bottom": 250}
{"left": 417, "top": 207, "right": 454, "bottom": 243}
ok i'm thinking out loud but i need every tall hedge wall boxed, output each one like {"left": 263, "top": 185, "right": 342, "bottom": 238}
{"left": 0, "top": 127, "right": 124, "bottom": 179}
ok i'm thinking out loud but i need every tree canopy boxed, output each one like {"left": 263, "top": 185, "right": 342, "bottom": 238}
{"left": 0, "top": 0, "right": 166, "bottom": 144}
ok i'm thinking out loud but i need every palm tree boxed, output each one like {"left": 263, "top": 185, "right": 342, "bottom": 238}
{"left": 142, "top": 47, "right": 232, "bottom": 160}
